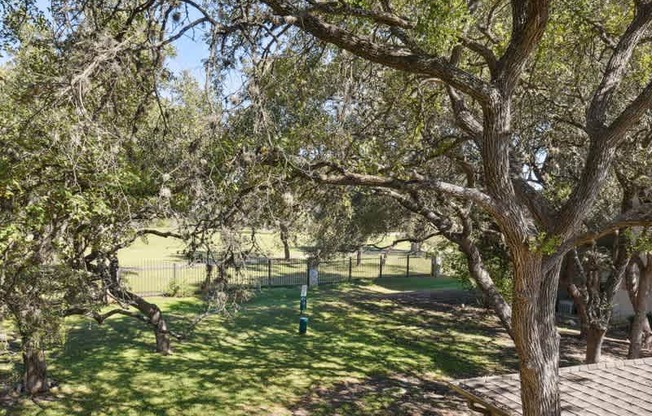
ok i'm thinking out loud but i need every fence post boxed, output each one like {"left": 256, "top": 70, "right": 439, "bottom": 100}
{"left": 379, "top": 255, "right": 383, "bottom": 278}
{"left": 348, "top": 257, "right": 353, "bottom": 281}
{"left": 268, "top": 259, "right": 272, "bottom": 287}
{"left": 173, "top": 263, "right": 177, "bottom": 281}
{"left": 406, "top": 255, "right": 410, "bottom": 277}
{"left": 306, "top": 259, "right": 311, "bottom": 287}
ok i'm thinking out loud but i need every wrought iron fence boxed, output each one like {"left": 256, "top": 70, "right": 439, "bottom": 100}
{"left": 119, "top": 254, "right": 439, "bottom": 296}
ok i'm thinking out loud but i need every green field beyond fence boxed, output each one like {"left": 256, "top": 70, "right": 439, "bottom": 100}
{"left": 120, "top": 255, "right": 438, "bottom": 296}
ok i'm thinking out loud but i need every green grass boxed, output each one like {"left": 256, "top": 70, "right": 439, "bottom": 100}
{"left": 2, "top": 278, "right": 512, "bottom": 415}
{"left": 117, "top": 226, "right": 443, "bottom": 266}
{"left": 372, "top": 276, "right": 465, "bottom": 292}
{"left": 118, "top": 252, "right": 440, "bottom": 295}
{"left": 117, "top": 229, "right": 305, "bottom": 266}
{"left": 115, "top": 224, "right": 445, "bottom": 294}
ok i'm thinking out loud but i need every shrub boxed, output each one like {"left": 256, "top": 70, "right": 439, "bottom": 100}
{"left": 165, "top": 278, "right": 193, "bottom": 297}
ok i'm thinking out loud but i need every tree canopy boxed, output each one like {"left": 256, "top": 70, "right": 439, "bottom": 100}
{"left": 2, "top": 1, "right": 652, "bottom": 414}
{"left": 169, "top": 1, "right": 652, "bottom": 414}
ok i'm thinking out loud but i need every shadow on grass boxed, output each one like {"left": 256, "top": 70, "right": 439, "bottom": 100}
{"left": 7, "top": 285, "right": 517, "bottom": 415}
{"left": 290, "top": 373, "right": 470, "bottom": 416}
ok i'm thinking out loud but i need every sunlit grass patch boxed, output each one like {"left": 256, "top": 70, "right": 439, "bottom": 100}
{"left": 4, "top": 280, "right": 514, "bottom": 415}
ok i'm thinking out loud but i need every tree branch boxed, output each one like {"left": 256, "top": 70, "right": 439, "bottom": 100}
{"left": 291, "top": 161, "right": 501, "bottom": 216}
{"left": 376, "top": 188, "right": 514, "bottom": 337}
{"left": 374, "top": 188, "right": 456, "bottom": 237}
{"left": 135, "top": 229, "right": 184, "bottom": 239}
{"left": 459, "top": 36, "right": 498, "bottom": 74}
{"left": 565, "top": 203, "right": 652, "bottom": 250}
{"left": 302, "top": 2, "right": 414, "bottom": 29}
{"left": 261, "top": 0, "right": 495, "bottom": 104}
{"left": 586, "top": 2, "right": 652, "bottom": 133}
{"left": 64, "top": 307, "right": 147, "bottom": 325}
{"left": 366, "top": 232, "right": 441, "bottom": 251}
{"left": 495, "top": 0, "right": 550, "bottom": 93}
{"left": 157, "top": 17, "right": 209, "bottom": 48}
{"left": 604, "top": 78, "right": 652, "bottom": 144}
{"left": 447, "top": 46, "right": 484, "bottom": 139}
{"left": 512, "top": 177, "right": 556, "bottom": 230}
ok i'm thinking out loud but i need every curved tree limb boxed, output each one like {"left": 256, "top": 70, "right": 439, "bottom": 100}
{"left": 289, "top": 160, "right": 501, "bottom": 217}
{"left": 260, "top": 0, "right": 495, "bottom": 104}
{"left": 586, "top": 1, "right": 652, "bottom": 133}
{"left": 365, "top": 232, "right": 441, "bottom": 251}
{"left": 552, "top": 203, "right": 652, "bottom": 259}
{"left": 495, "top": 0, "right": 550, "bottom": 94}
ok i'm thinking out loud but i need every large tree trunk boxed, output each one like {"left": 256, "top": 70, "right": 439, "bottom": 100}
{"left": 513, "top": 254, "right": 561, "bottom": 416}
{"left": 107, "top": 258, "right": 172, "bottom": 354}
{"left": 279, "top": 223, "right": 291, "bottom": 260}
{"left": 150, "top": 304, "right": 172, "bottom": 354}
{"left": 482, "top": 93, "right": 562, "bottom": 414}
{"left": 585, "top": 325, "right": 607, "bottom": 364}
{"left": 14, "top": 303, "right": 51, "bottom": 395}
{"left": 628, "top": 255, "right": 651, "bottom": 358}
{"left": 22, "top": 338, "right": 48, "bottom": 395}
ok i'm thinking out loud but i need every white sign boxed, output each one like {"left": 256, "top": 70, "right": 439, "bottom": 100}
{"left": 301, "top": 285, "right": 307, "bottom": 297}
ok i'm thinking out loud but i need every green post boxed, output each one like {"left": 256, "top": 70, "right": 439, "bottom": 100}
{"left": 348, "top": 257, "right": 352, "bottom": 281}
{"left": 267, "top": 259, "right": 272, "bottom": 287}
{"left": 299, "top": 285, "right": 308, "bottom": 334}
{"left": 406, "top": 254, "right": 410, "bottom": 277}
{"left": 379, "top": 255, "right": 383, "bottom": 278}
{"left": 299, "top": 316, "right": 308, "bottom": 334}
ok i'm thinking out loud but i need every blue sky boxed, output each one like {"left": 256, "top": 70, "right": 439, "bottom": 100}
{"left": 32, "top": 0, "right": 222, "bottom": 82}
{"left": 165, "top": 25, "right": 209, "bottom": 80}
{"left": 0, "top": 2, "right": 243, "bottom": 96}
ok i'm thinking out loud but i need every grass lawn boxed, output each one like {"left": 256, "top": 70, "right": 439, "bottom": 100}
{"left": 117, "top": 227, "right": 444, "bottom": 266}
{"left": 118, "top": 257, "right": 440, "bottom": 296}
{"left": 117, "top": 229, "right": 288, "bottom": 266}
{"left": 115, "top": 224, "right": 445, "bottom": 295}
{"left": 1, "top": 277, "right": 514, "bottom": 416}
{"left": 373, "top": 276, "right": 466, "bottom": 292}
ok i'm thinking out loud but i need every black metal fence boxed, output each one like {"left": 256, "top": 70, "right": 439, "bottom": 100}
{"left": 119, "top": 254, "right": 440, "bottom": 296}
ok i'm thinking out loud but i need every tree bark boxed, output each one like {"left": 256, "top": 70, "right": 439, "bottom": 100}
{"left": 12, "top": 302, "right": 51, "bottom": 396}
{"left": 150, "top": 305, "right": 172, "bottom": 354}
{"left": 107, "top": 257, "right": 172, "bottom": 354}
{"left": 564, "top": 229, "right": 630, "bottom": 363}
{"left": 512, "top": 254, "right": 561, "bottom": 416}
{"left": 566, "top": 283, "right": 589, "bottom": 337}
{"left": 458, "top": 235, "right": 513, "bottom": 339}
{"left": 585, "top": 325, "right": 607, "bottom": 364}
{"left": 410, "top": 241, "right": 421, "bottom": 253}
{"left": 356, "top": 248, "right": 362, "bottom": 266}
{"left": 280, "top": 222, "right": 291, "bottom": 260}
{"left": 629, "top": 255, "right": 651, "bottom": 358}
{"left": 22, "top": 338, "right": 48, "bottom": 395}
